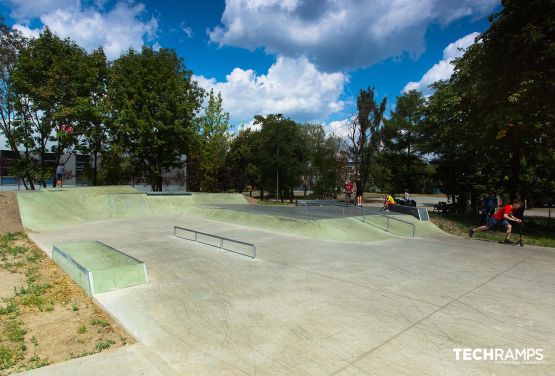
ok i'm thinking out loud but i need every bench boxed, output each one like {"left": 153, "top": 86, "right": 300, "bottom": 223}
{"left": 433, "top": 201, "right": 455, "bottom": 213}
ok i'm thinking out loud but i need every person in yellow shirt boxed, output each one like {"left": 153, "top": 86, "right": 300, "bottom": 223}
{"left": 382, "top": 194, "right": 396, "bottom": 211}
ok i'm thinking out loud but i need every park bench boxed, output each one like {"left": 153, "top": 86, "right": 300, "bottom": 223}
{"left": 433, "top": 201, "right": 454, "bottom": 213}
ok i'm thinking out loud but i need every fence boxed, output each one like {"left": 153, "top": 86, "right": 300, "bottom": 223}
{"left": 297, "top": 200, "right": 416, "bottom": 238}
{"left": 174, "top": 226, "right": 256, "bottom": 259}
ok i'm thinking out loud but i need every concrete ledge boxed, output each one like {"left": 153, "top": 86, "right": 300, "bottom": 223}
{"left": 390, "top": 205, "right": 430, "bottom": 221}
{"left": 53, "top": 241, "right": 148, "bottom": 295}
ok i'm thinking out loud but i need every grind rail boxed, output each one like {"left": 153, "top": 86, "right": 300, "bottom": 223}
{"left": 174, "top": 226, "right": 256, "bottom": 259}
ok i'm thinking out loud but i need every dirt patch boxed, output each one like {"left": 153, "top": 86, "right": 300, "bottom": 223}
{"left": 0, "top": 192, "right": 23, "bottom": 235}
{"left": 0, "top": 233, "right": 135, "bottom": 374}
{"left": 0, "top": 271, "right": 25, "bottom": 301}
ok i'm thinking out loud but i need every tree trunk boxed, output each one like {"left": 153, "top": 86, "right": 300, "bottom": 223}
{"left": 93, "top": 151, "right": 98, "bottom": 186}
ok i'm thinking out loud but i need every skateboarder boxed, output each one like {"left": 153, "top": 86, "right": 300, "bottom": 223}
{"left": 469, "top": 199, "right": 522, "bottom": 244}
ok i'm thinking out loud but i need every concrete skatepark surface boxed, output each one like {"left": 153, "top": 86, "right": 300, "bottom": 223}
{"left": 15, "top": 187, "right": 555, "bottom": 375}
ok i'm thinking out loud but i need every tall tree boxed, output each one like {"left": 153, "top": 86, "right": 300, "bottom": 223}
{"left": 108, "top": 46, "right": 203, "bottom": 191}
{"left": 255, "top": 114, "right": 306, "bottom": 202}
{"left": 348, "top": 87, "right": 386, "bottom": 191}
{"left": 12, "top": 28, "right": 93, "bottom": 186}
{"left": 0, "top": 18, "right": 34, "bottom": 188}
{"left": 77, "top": 47, "right": 109, "bottom": 186}
{"left": 189, "top": 90, "right": 230, "bottom": 191}
{"left": 382, "top": 89, "right": 426, "bottom": 191}
{"left": 302, "top": 123, "right": 347, "bottom": 198}
{"left": 301, "top": 123, "right": 326, "bottom": 196}
{"left": 420, "top": 80, "right": 485, "bottom": 208}
{"left": 312, "top": 134, "right": 347, "bottom": 199}
{"left": 225, "top": 128, "right": 260, "bottom": 194}
{"left": 422, "top": 0, "right": 555, "bottom": 205}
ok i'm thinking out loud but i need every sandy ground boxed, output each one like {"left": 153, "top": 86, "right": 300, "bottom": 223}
{"left": 0, "top": 191, "right": 24, "bottom": 234}
{"left": 0, "top": 196, "right": 134, "bottom": 374}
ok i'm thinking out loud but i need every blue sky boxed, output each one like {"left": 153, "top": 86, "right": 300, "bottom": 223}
{"left": 0, "top": 0, "right": 500, "bottom": 136}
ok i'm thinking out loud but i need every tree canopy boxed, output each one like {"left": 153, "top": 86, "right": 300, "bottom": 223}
{"left": 0, "top": 1, "right": 553, "bottom": 206}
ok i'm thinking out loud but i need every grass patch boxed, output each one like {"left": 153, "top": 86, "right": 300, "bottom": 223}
{"left": 2, "top": 261, "right": 25, "bottom": 273}
{"left": 430, "top": 212, "right": 555, "bottom": 247}
{"left": 25, "top": 355, "right": 50, "bottom": 370}
{"left": 0, "top": 346, "right": 16, "bottom": 371}
{"left": 95, "top": 339, "right": 115, "bottom": 351}
{"left": 0, "top": 298, "right": 18, "bottom": 316}
{"left": 0, "top": 232, "right": 134, "bottom": 374}
{"left": 5, "top": 320, "right": 26, "bottom": 342}
{"left": 16, "top": 284, "right": 52, "bottom": 310}
{"left": 90, "top": 317, "right": 109, "bottom": 328}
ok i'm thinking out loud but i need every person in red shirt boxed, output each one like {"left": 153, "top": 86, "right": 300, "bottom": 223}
{"left": 344, "top": 179, "right": 353, "bottom": 205}
{"left": 469, "top": 199, "right": 522, "bottom": 244}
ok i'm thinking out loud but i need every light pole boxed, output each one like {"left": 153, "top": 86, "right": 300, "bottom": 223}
{"left": 275, "top": 114, "right": 282, "bottom": 203}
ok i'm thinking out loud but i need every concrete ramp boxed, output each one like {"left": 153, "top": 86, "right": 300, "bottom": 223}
{"left": 17, "top": 186, "right": 247, "bottom": 232}
{"left": 53, "top": 241, "right": 148, "bottom": 295}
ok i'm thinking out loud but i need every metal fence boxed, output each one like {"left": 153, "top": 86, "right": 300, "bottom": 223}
{"left": 174, "top": 226, "right": 256, "bottom": 259}
{"left": 297, "top": 200, "right": 416, "bottom": 238}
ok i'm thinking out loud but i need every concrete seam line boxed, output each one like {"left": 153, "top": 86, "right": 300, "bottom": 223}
{"left": 329, "top": 254, "right": 534, "bottom": 376}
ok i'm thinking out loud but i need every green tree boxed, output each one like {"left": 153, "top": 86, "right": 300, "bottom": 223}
{"left": 189, "top": 90, "right": 230, "bottom": 191}
{"left": 254, "top": 114, "right": 306, "bottom": 202}
{"left": 420, "top": 80, "right": 485, "bottom": 208}
{"left": 301, "top": 123, "right": 326, "bottom": 196}
{"left": 225, "top": 128, "right": 260, "bottom": 194}
{"left": 108, "top": 46, "right": 203, "bottom": 191}
{"left": 301, "top": 123, "right": 347, "bottom": 198}
{"left": 348, "top": 87, "right": 386, "bottom": 191}
{"left": 12, "top": 28, "right": 94, "bottom": 186}
{"left": 77, "top": 48, "right": 109, "bottom": 186}
{"left": 421, "top": 0, "right": 555, "bottom": 206}
{"left": 312, "top": 135, "right": 347, "bottom": 199}
{"left": 382, "top": 90, "right": 426, "bottom": 192}
{"left": 0, "top": 18, "right": 35, "bottom": 188}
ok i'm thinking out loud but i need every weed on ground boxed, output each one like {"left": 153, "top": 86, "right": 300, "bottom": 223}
{"left": 0, "top": 233, "right": 135, "bottom": 375}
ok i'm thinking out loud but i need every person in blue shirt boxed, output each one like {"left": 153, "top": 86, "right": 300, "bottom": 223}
{"left": 480, "top": 191, "right": 498, "bottom": 225}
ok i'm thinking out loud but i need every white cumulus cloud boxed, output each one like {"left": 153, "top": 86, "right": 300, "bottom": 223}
{"left": 324, "top": 119, "right": 351, "bottom": 139}
{"left": 3, "top": 0, "right": 78, "bottom": 21}
{"left": 208, "top": 0, "right": 498, "bottom": 71}
{"left": 194, "top": 56, "right": 347, "bottom": 124}
{"left": 403, "top": 32, "right": 480, "bottom": 94}
{"left": 12, "top": 24, "right": 41, "bottom": 39}
{"left": 10, "top": 1, "right": 158, "bottom": 60}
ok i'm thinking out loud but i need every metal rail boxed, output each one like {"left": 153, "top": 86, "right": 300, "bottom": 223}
{"left": 174, "top": 226, "right": 256, "bottom": 259}
{"left": 297, "top": 200, "right": 416, "bottom": 238}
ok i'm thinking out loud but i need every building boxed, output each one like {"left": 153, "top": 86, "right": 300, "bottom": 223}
{"left": 0, "top": 150, "right": 89, "bottom": 187}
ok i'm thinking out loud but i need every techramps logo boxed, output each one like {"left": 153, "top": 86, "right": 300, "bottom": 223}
{"left": 453, "top": 348, "right": 544, "bottom": 365}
